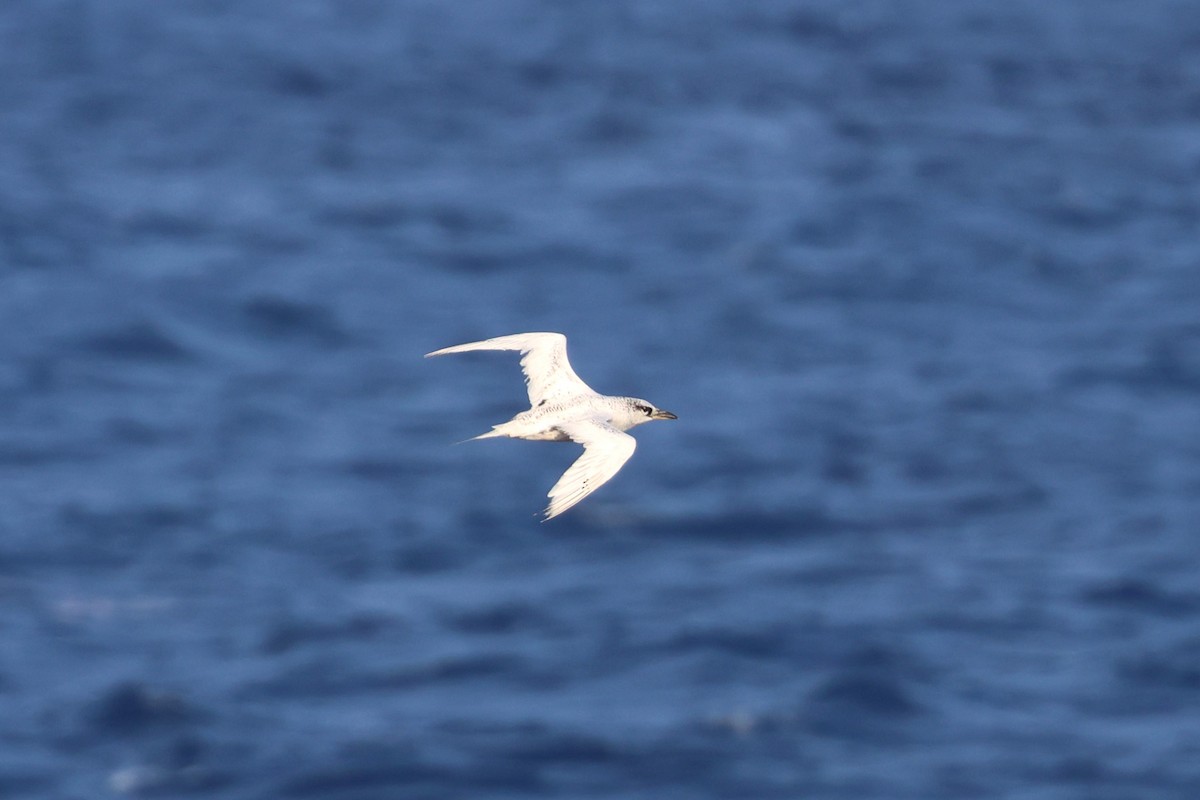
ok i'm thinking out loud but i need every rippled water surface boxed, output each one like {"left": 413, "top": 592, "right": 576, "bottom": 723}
{"left": 2, "top": 2, "right": 1199, "bottom": 798}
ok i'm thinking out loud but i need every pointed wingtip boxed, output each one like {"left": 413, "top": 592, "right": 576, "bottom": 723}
{"left": 541, "top": 505, "right": 564, "bottom": 522}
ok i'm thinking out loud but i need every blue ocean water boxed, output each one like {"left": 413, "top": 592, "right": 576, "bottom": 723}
{"left": 2, "top": 1, "right": 1199, "bottom": 798}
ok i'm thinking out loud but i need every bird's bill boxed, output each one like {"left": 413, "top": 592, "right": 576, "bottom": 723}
{"left": 651, "top": 409, "right": 678, "bottom": 420}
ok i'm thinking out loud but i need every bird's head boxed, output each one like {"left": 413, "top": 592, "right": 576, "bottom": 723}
{"left": 626, "top": 398, "right": 677, "bottom": 428}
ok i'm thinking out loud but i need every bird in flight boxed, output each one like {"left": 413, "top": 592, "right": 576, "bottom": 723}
{"left": 425, "top": 332, "right": 676, "bottom": 520}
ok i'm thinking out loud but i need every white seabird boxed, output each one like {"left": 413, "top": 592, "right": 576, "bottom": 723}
{"left": 425, "top": 332, "right": 676, "bottom": 520}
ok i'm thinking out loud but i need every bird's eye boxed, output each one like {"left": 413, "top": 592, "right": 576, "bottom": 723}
{"left": 639, "top": 405, "right": 652, "bottom": 415}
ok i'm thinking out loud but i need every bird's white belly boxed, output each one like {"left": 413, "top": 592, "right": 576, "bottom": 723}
{"left": 507, "top": 401, "right": 598, "bottom": 442}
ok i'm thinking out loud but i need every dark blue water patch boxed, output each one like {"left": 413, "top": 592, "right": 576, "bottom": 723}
{"left": 1021, "top": 754, "right": 1193, "bottom": 800}
{"left": 802, "top": 671, "right": 924, "bottom": 741}
{"left": 425, "top": 241, "right": 629, "bottom": 277}
{"left": 946, "top": 483, "right": 1049, "bottom": 519}
{"left": 11, "top": 502, "right": 211, "bottom": 569}
{"left": 270, "top": 63, "right": 336, "bottom": 98}
{"left": 72, "top": 320, "right": 197, "bottom": 363}
{"left": 59, "top": 502, "right": 204, "bottom": 541}
{"left": 422, "top": 204, "right": 515, "bottom": 238}
{"left": 629, "top": 509, "right": 854, "bottom": 542}
{"left": 240, "top": 296, "right": 351, "bottom": 348}
{"left": 275, "top": 740, "right": 545, "bottom": 799}
{"left": 12, "top": 354, "right": 59, "bottom": 393}
{"left": 389, "top": 538, "right": 470, "bottom": 575}
{"left": 0, "top": 198, "right": 101, "bottom": 270}
{"left": 866, "top": 55, "right": 952, "bottom": 99}
{"left": 836, "top": 642, "right": 937, "bottom": 680}
{"left": 378, "top": 653, "right": 548, "bottom": 691}
{"left": 339, "top": 457, "right": 431, "bottom": 482}
{"left": 316, "top": 200, "right": 411, "bottom": 231}
{"left": 436, "top": 721, "right": 772, "bottom": 797}
{"left": 1115, "top": 642, "right": 1200, "bottom": 694}
{"left": 440, "top": 601, "right": 562, "bottom": 637}
{"left": 105, "top": 415, "right": 180, "bottom": 446}
{"left": 1142, "top": 326, "right": 1200, "bottom": 392}
{"left": 513, "top": 58, "right": 563, "bottom": 91}
{"left": 272, "top": 527, "right": 387, "bottom": 581}
{"left": 498, "top": 727, "right": 622, "bottom": 767}
{"left": 239, "top": 652, "right": 543, "bottom": 701}
{"left": 593, "top": 183, "right": 752, "bottom": 255}
{"left": 920, "top": 603, "right": 1066, "bottom": 638}
{"left": 0, "top": 772, "right": 54, "bottom": 798}
{"left": 260, "top": 613, "right": 397, "bottom": 656}
{"left": 1080, "top": 579, "right": 1200, "bottom": 618}
{"left": 233, "top": 225, "right": 317, "bottom": 257}
{"left": 900, "top": 448, "right": 953, "bottom": 482}
{"left": 574, "top": 108, "right": 652, "bottom": 147}
{"left": 809, "top": 672, "right": 922, "bottom": 717}
{"left": 781, "top": 8, "right": 857, "bottom": 45}
{"left": 0, "top": 440, "right": 99, "bottom": 467}
{"left": 120, "top": 209, "right": 215, "bottom": 240}
{"left": 86, "top": 681, "right": 202, "bottom": 738}
{"left": 662, "top": 624, "right": 801, "bottom": 661}
{"left": 1039, "top": 755, "right": 1110, "bottom": 786}
{"left": 1058, "top": 325, "right": 1200, "bottom": 395}
{"left": 821, "top": 429, "right": 870, "bottom": 485}
{"left": 234, "top": 660, "right": 371, "bottom": 701}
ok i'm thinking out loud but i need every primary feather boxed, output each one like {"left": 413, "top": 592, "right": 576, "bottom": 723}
{"left": 425, "top": 332, "right": 596, "bottom": 407}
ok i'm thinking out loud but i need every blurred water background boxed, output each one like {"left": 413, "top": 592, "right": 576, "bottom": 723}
{"left": 2, "top": 1, "right": 1199, "bottom": 798}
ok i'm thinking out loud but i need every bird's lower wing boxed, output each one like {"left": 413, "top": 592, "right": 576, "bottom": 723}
{"left": 424, "top": 332, "right": 596, "bottom": 406}
{"left": 544, "top": 421, "right": 637, "bottom": 520}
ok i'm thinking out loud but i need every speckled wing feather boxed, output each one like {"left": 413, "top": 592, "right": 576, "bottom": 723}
{"left": 425, "top": 332, "right": 597, "bottom": 406}
{"left": 543, "top": 420, "right": 637, "bottom": 520}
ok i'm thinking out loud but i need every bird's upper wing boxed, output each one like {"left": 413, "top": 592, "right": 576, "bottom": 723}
{"left": 543, "top": 420, "right": 637, "bottom": 520}
{"left": 425, "top": 332, "right": 597, "bottom": 406}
